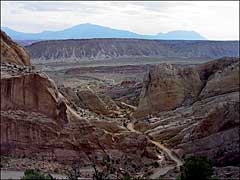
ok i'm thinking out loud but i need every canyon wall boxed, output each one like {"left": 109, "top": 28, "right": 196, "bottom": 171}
{"left": 134, "top": 57, "right": 239, "bottom": 166}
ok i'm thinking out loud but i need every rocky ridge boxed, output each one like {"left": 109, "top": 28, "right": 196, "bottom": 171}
{"left": 59, "top": 86, "right": 120, "bottom": 116}
{"left": 1, "top": 30, "right": 30, "bottom": 65}
{"left": 25, "top": 39, "right": 239, "bottom": 61}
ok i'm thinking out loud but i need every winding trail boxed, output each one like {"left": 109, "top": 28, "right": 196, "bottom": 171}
{"left": 127, "top": 122, "right": 183, "bottom": 178}
{"left": 120, "top": 102, "right": 137, "bottom": 111}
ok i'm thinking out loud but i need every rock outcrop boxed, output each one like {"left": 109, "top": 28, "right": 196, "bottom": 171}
{"left": 1, "top": 66, "right": 68, "bottom": 126}
{"left": 198, "top": 59, "right": 239, "bottom": 99}
{"left": 74, "top": 89, "right": 114, "bottom": 115}
{"left": 59, "top": 86, "right": 120, "bottom": 116}
{"left": 134, "top": 64, "right": 202, "bottom": 117}
{"left": 133, "top": 57, "right": 239, "bottom": 167}
{"left": 1, "top": 30, "right": 30, "bottom": 65}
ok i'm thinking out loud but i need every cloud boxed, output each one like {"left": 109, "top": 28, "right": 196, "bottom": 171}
{"left": 1, "top": 1, "right": 239, "bottom": 40}
{"left": 126, "top": 1, "right": 194, "bottom": 12}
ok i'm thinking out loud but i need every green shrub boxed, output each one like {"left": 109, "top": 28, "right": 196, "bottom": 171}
{"left": 90, "top": 155, "right": 143, "bottom": 180}
{"left": 66, "top": 155, "right": 145, "bottom": 179}
{"left": 179, "top": 156, "right": 214, "bottom": 180}
{"left": 152, "top": 162, "right": 160, "bottom": 168}
{"left": 21, "top": 169, "right": 53, "bottom": 180}
{"left": 65, "top": 161, "right": 82, "bottom": 180}
{"left": 92, "top": 155, "right": 114, "bottom": 180}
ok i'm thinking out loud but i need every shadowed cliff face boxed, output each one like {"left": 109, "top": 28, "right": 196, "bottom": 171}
{"left": 1, "top": 30, "right": 31, "bottom": 66}
{"left": 0, "top": 31, "right": 158, "bottom": 170}
{"left": 134, "top": 57, "right": 239, "bottom": 166}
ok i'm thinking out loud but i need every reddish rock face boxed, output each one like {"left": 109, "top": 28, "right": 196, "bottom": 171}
{"left": 1, "top": 30, "right": 31, "bottom": 66}
{"left": 1, "top": 63, "right": 77, "bottom": 161}
{"left": 1, "top": 72, "right": 66, "bottom": 124}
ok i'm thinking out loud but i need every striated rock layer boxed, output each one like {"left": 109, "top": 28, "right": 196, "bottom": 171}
{"left": 25, "top": 38, "right": 239, "bottom": 61}
{"left": 134, "top": 57, "right": 239, "bottom": 166}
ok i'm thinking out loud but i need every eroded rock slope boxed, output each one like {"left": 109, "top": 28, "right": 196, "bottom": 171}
{"left": 1, "top": 30, "right": 30, "bottom": 65}
{"left": 25, "top": 39, "right": 239, "bottom": 61}
{"left": 134, "top": 57, "right": 239, "bottom": 166}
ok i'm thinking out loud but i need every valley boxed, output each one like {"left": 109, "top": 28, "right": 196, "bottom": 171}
{"left": 1, "top": 29, "right": 239, "bottom": 179}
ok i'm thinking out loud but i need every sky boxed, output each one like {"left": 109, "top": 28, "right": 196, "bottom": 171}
{"left": 1, "top": 1, "right": 239, "bottom": 40}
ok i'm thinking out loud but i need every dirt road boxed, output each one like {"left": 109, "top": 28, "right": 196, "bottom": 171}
{"left": 127, "top": 122, "right": 183, "bottom": 178}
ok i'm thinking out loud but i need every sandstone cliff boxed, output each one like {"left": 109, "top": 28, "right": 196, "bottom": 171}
{"left": 1, "top": 30, "right": 30, "bottom": 65}
{"left": 1, "top": 64, "right": 69, "bottom": 126}
{"left": 134, "top": 64, "right": 202, "bottom": 117}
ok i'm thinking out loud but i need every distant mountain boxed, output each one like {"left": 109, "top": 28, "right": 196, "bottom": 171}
{"left": 156, "top": 30, "right": 206, "bottom": 40}
{"left": 2, "top": 23, "right": 207, "bottom": 40}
